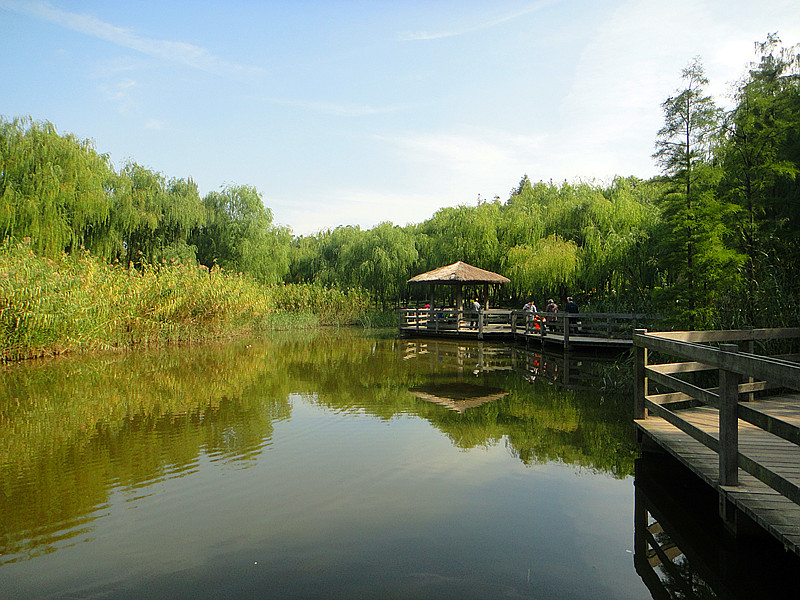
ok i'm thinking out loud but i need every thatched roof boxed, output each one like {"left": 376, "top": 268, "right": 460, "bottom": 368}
{"left": 407, "top": 261, "right": 510, "bottom": 285}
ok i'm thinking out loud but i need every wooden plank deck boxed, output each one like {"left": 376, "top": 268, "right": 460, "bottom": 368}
{"left": 636, "top": 397, "right": 800, "bottom": 555}
{"left": 398, "top": 323, "right": 634, "bottom": 348}
{"left": 397, "top": 308, "right": 649, "bottom": 350}
{"left": 634, "top": 329, "right": 800, "bottom": 558}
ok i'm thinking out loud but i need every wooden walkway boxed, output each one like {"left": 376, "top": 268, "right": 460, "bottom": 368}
{"left": 634, "top": 328, "right": 800, "bottom": 557}
{"left": 398, "top": 307, "right": 659, "bottom": 350}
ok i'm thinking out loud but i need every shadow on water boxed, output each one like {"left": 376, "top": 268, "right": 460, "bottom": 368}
{"left": 634, "top": 453, "right": 800, "bottom": 600}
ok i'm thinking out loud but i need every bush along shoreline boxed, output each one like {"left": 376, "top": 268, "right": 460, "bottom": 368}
{"left": 0, "top": 240, "right": 375, "bottom": 362}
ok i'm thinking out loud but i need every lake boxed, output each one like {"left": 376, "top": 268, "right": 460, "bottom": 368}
{"left": 1, "top": 329, "right": 797, "bottom": 599}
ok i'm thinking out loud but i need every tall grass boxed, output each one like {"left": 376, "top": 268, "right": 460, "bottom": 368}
{"left": 0, "top": 240, "right": 372, "bottom": 361}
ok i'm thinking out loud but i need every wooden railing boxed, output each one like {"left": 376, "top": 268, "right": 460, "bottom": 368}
{"left": 398, "top": 307, "right": 480, "bottom": 333}
{"left": 400, "top": 307, "right": 662, "bottom": 343}
{"left": 511, "top": 310, "right": 659, "bottom": 343}
{"left": 633, "top": 328, "right": 800, "bottom": 505}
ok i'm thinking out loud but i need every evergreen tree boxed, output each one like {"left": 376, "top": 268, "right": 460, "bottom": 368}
{"left": 718, "top": 35, "right": 800, "bottom": 325}
{"left": 653, "top": 58, "right": 741, "bottom": 327}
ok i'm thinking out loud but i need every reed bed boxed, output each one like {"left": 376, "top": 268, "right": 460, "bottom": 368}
{"left": 0, "top": 241, "right": 372, "bottom": 361}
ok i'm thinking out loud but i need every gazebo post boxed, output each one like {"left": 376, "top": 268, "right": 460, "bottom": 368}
{"left": 483, "top": 283, "right": 489, "bottom": 309}
{"left": 428, "top": 283, "right": 434, "bottom": 325}
{"left": 456, "top": 285, "right": 463, "bottom": 329}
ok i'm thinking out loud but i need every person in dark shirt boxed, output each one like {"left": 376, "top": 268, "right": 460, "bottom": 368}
{"left": 566, "top": 297, "right": 578, "bottom": 313}
{"left": 565, "top": 296, "right": 579, "bottom": 334}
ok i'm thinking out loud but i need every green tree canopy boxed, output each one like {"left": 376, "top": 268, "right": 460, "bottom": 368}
{"left": 193, "top": 184, "right": 290, "bottom": 283}
{"left": 0, "top": 117, "right": 115, "bottom": 258}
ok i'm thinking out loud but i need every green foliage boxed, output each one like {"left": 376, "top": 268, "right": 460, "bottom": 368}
{"left": 503, "top": 235, "right": 578, "bottom": 299}
{"left": 653, "top": 58, "right": 743, "bottom": 328}
{"left": 192, "top": 184, "right": 290, "bottom": 284}
{"left": 0, "top": 116, "right": 115, "bottom": 257}
{"left": 718, "top": 35, "right": 800, "bottom": 326}
{"left": 0, "top": 240, "right": 372, "bottom": 360}
{"left": 417, "top": 202, "right": 501, "bottom": 272}
{"left": 112, "top": 162, "right": 206, "bottom": 267}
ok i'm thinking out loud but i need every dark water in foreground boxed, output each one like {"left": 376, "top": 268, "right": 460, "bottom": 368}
{"left": 1, "top": 330, "right": 797, "bottom": 599}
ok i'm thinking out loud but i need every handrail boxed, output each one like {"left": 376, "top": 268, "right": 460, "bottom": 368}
{"left": 634, "top": 328, "right": 800, "bottom": 507}
{"left": 399, "top": 307, "right": 663, "bottom": 344}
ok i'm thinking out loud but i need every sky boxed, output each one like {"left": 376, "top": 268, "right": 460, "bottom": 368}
{"left": 2, "top": 0, "right": 799, "bottom": 236}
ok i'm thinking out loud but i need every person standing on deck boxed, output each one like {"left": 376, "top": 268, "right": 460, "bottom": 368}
{"left": 471, "top": 298, "right": 481, "bottom": 329}
{"left": 565, "top": 296, "right": 579, "bottom": 334}
{"left": 544, "top": 298, "right": 558, "bottom": 330}
{"left": 523, "top": 299, "right": 537, "bottom": 332}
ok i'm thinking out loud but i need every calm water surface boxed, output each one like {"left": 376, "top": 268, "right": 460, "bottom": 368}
{"left": 0, "top": 330, "right": 796, "bottom": 599}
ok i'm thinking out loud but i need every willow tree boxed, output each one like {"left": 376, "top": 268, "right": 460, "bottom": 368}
{"left": 653, "top": 58, "right": 741, "bottom": 327}
{"left": 417, "top": 202, "right": 501, "bottom": 273}
{"left": 340, "top": 222, "right": 419, "bottom": 308}
{"left": 308, "top": 225, "right": 364, "bottom": 288}
{"left": 0, "top": 117, "right": 114, "bottom": 257}
{"left": 503, "top": 234, "right": 579, "bottom": 302}
{"left": 498, "top": 176, "right": 547, "bottom": 250}
{"left": 193, "top": 184, "right": 290, "bottom": 284}
{"left": 112, "top": 162, "right": 205, "bottom": 267}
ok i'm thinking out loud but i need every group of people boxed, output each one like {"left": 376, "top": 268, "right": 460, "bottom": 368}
{"left": 522, "top": 296, "right": 579, "bottom": 332}
{"left": 466, "top": 296, "right": 579, "bottom": 331}
{"left": 522, "top": 296, "right": 578, "bottom": 314}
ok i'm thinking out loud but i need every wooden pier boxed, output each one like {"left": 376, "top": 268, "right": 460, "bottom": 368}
{"left": 398, "top": 307, "right": 659, "bottom": 350}
{"left": 633, "top": 328, "right": 800, "bottom": 557}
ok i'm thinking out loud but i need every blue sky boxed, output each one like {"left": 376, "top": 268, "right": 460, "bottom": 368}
{"left": 2, "top": 1, "right": 799, "bottom": 235}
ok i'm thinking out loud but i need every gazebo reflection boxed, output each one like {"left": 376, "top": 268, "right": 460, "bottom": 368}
{"left": 409, "top": 382, "right": 508, "bottom": 414}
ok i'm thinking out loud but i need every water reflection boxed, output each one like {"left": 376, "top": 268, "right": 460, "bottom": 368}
{"left": 400, "top": 338, "right": 626, "bottom": 391}
{"left": 409, "top": 382, "right": 508, "bottom": 413}
{"left": 0, "top": 339, "right": 293, "bottom": 564}
{"left": 633, "top": 454, "right": 800, "bottom": 599}
{"left": 0, "top": 330, "right": 636, "bottom": 584}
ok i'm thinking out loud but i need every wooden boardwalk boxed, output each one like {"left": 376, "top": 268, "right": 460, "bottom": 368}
{"left": 398, "top": 307, "right": 658, "bottom": 350}
{"left": 634, "top": 328, "right": 800, "bottom": 557}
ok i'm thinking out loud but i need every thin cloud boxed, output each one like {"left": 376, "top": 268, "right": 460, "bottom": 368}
{"left": 265, "top": 97, "right": 405, "bottom": 117}
{"left": 398, "top": 0, "right": 563, "bottom": 41}
{"left": 377, "top": 130, "right": 544, "bottom": 177}
{"left": 0, "top": 0, "right": 261, "bottom": 78}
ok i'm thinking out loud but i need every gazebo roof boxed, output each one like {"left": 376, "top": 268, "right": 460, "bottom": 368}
{"left": 407, "top": 261, "right": 510, "bottom": 285}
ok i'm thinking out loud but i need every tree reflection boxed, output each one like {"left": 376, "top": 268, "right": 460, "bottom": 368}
{"left": 0, "top": 331, "right": 637, "bottom": 564}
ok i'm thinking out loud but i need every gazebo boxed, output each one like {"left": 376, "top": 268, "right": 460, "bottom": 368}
{"left": 407, "top": 261, "right": 510, "bottom": 313}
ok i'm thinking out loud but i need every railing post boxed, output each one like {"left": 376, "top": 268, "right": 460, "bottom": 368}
{"left": 563, "top": 312, "right": 570, "bottom": 347}
{"left": 719, "top": 343, "right": 740, "bottom": 487}
{"left": 634, "top": 329, "right": 648, "bottom": 420}
{"left": 511, "top": 311, "right": 517, "bottom": 336}
{"left": 744, "top": 326, "right": 754, "bottom": 402}
{"left": 478, "top": 309, "right": 484, "bottom": 340}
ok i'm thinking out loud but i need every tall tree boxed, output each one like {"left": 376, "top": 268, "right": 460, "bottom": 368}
{"left": 653, "top": 58, "right": 741, "bottom": 327}
{"left": 0, "top": 117, "right": 115, "bottom": 258}
{"left": 112, "top": 163, "right": 205, "bottom": 267}
{"left": 718, "top": 35, "right": 800, "bottom": 324}
{"left": 193, "top": 184, "right": 290, "bottom": 283}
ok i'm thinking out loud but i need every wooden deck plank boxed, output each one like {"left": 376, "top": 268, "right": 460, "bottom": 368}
{"left": 636, "top": 391, "right": 800, "bottom": 557}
